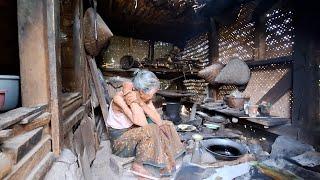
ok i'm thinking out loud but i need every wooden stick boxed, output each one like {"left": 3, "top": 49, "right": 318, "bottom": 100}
{"left": 127, "top": 170, "right": 159, "bottom": 180}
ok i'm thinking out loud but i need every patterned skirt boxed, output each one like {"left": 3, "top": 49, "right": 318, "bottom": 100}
{"left": 109, "top": 121, "right": 185, "bottom": 172}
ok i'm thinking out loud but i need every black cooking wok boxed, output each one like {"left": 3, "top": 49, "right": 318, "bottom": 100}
{"left": 202, "top": 138, "right": 248, "bottom": 161}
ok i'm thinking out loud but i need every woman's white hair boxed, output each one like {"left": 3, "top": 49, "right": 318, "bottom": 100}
{"left": 132, "top": 69, "right": 160, "bottom": 93}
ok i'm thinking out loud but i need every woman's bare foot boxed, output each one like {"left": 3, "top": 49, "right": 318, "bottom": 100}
{"left": 131, "top": 162, "right": 152, "bottom": 180}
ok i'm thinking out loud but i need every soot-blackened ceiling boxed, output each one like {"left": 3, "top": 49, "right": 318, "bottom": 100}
{"left": 95, "top": 0, "right": 254, "bottom": 45}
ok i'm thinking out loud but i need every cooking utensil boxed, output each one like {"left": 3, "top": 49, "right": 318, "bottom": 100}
{"left": 177, "top": 124, "right": 197, "bottom": 132}
{"left": 224, "top": 96, "right": 250, "bottom": 109}
{"left": 202, "top": 138, "right": 248, "bottom": 160}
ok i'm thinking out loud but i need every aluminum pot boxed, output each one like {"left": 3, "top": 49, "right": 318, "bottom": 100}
{"left": 202, "top": 138, "right": 248, "bottom": 160}
{"left": 224, "top": 95, "right": 250, "bottom": 109}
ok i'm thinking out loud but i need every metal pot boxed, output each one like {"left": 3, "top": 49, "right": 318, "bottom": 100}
{"left": 202, "top": 138, "right": 248, "bottom": 161}
{"left": 224, "top": 96, "right": 250, "bottom": 109}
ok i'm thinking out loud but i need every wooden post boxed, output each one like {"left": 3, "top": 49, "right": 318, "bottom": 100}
{"left": 47, "top": 0, "right": 63, "bottom": 156}
{"left": 18, "top": 0, "right": 50, "bottom": 106}
{"left": 292, "top": 0, "right": 320, "bottom": 148}
{"left": 148, "top": 41, "right": 155, "bottom": 62}
{"left": 209, "top": 17, "right": 219, "bottom": 63}
{"left": 73, "top": 0, "right": 83, "bottom": 92}
{"left": 253, "top": 15, "right": 266, "bottom": 60}
{"left": 208, "top": 18, "right": 219, "bottom": 100}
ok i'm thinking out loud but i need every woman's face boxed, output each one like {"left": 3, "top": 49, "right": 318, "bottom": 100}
{"left": 138, "top": 88, "right": 158, "bottom": 103}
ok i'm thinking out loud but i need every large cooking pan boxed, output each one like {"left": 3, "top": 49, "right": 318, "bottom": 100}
{"left": 202, "top": 138, "right": 248, "bottom": 161}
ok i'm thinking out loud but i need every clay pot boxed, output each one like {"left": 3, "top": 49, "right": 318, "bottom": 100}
{"left": 224, "top": 96, "right": 250, "bottom": 109}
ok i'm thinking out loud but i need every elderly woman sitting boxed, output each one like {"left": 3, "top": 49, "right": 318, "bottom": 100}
{"left": 106, "top": 69, "right": 185, "bottom": 177}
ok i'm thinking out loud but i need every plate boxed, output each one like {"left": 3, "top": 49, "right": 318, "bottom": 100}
{"left": 177, "top": 124, "right": 197, "bottom": 132}
{"left": 203, "top": 123, "right": 220, "bottom": 130}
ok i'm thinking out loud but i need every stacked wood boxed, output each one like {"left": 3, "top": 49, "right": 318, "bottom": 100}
{"left": 0, "top": 104, "right": 52, "bottom": 180}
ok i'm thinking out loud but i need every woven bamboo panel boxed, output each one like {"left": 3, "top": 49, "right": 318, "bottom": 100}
{"left": 180, "top": 32, "right": 210, "bottom": 70}
{"left": 102, "top": 36, "right": 148, "bottom": 68}
{"left": 154, "top": 41, "right": 173, "bottom": 59}
{"left": 265, "top": 9, "right": 294, "bottom": 59}
{"left": 217, "top": 85, "right": 238, "bottom": 100}
{"left": 243, "top": 66, "right": 291, "bottom": 118}
{"left": 183, "top": 79, "right": 208, "bottom": 103}
{"left": 218, "top": 2, "right": 256, "bottom": 64}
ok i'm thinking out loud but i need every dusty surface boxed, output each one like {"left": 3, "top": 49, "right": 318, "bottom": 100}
{"left": 91, "top": 141, "right": 136, "bottom": 180}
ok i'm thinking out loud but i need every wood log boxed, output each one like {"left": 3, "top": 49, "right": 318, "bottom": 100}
{"left": 47, "top": 0, "right": 63, "bottom": 156}
{"left": 87, "top": 56, "right": 109, "bottom": 126}
{"left": 1, "top": 127, "right": 43, "bottom": 164}
{"left": 0, "top": 129, "right": 14, "bottom": 141}
{"left": 0, "top": 153, "right": 12, "bottom": 179}
{"left": 12, "top": 112, "right": 51, "bottom": 136}
{"left": 19, "top": 111, "right": 43, "bottom": 125}
{"left": 62, "top": 97, "right": 83, "bottom": 119}
{"left": 80, "top": 117, "right": 96, "bottom": 164}
{"left": 4, "top": 136, "right": 51, "bottom": 180}
{"left": 25, "top": 152, "right": 55, "bottom": 180}
{"left": 63, "top": 106, "right": 85, "bottom": 136}
{"left": 0, "top": 105, "right": 47, "bottom": 130}
{"left": 61, "top": 92, "right": 81, "bottom": 108}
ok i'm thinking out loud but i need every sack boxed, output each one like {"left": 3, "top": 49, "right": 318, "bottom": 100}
{"left": 84, "top": 8, "right": 113, "bottom": 56}
{"left": 215, "top": 59, "right": 250, "bottom": 85}
{"left": 198, "top": 62, "right": 224, "bottom": 84}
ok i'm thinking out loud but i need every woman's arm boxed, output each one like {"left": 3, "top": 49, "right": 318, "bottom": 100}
{"left": 113, "top": 93, "right": 148, "bottom": 126}
{"left": 139, "top": 100, "right": 163, "bottom": 126}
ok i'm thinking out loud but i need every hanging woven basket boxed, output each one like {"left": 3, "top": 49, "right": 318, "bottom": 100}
{"left": 215, "top": 59, "right": 251, "bottom": 85}
{"left": 83, "top": 8, "right": 113, "bottom": 56}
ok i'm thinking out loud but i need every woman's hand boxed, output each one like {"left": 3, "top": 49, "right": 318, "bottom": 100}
{"left": 124, "top": 91, "right": 138, "bottom": 105}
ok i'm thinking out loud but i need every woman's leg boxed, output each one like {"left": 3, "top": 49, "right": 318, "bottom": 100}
{"left": 112, "top": 124, "right": 171, "bottom": 175}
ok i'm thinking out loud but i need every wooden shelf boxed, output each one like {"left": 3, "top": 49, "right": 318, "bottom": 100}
{"left": 200, "top": 105, "right": 289, "bottom": 127}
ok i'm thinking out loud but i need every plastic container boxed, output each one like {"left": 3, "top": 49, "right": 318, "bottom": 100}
{"left": 0, "top": 75, "right": 20, "bottom": 111}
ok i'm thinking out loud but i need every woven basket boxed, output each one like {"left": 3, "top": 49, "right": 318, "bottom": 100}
{"left": 84, "top": 8, "right": 113, "bottom": 56}
{"left": 198, "top": 62, "right": 224, "bottom": 84}
{"left": 215, "top": 59, "right": 250, "bottom": 85}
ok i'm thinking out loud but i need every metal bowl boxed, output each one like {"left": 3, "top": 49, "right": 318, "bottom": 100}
{"left": 202, "top": 138, "right": 248, "bottom": 161}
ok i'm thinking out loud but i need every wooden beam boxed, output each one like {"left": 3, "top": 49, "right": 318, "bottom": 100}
{"left": 87, "top": 57, "right": 109, "bottom": 126}
{"left": 208, "top": 17, "right": 219, "bottom": 63}
{"left": 63, "top": 106, "right": 85, "bottom": 136}
{"left": 0, "top": 105, "right": 46, "bottom": 130}
{"left": 25, "top": 152, "right": 55, "bottom": 180}
{"left": 47, "top": 0, "right": 63, "bottom": 156}
{"left": 2, "top": 128, "right": 43, "bottom": 164}
{"left": 291, "top": 0, "right": 320, "bottom": 149}
{"left": 4, "top": 136, "right": 51, "bottom": 180}
{"left": 0, "top": 130, "right": 14, "bottom": 141}
{"left": 18, "top": 0, "right": 50, "bottom": 106}
{"left": 19, "top": 111, "right": 43, "bottom": 125}
{"left": 0, "top": 153, "right": 12, "bottom": 179}
{"left": 246, "top": 56, "right": 293, "bottom": 67}
{"left": 257, "top": 70, "right": 292, "bottom": 105}
{"left": 12, "top": 112, "right": 51, "bottom": 137}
